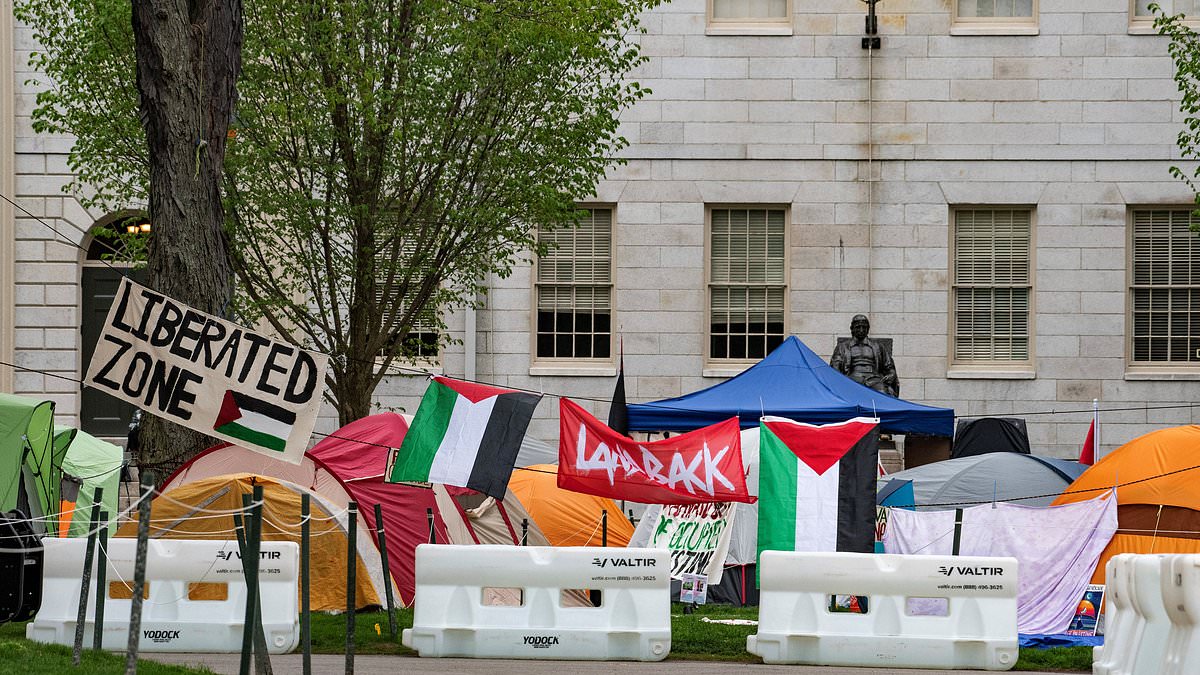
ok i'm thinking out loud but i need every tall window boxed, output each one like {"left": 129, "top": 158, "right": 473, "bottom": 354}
{"left": 952, "top": 209, "right": 1032, "bottom": 364}
{"left": 1130, "top": 209, "right": 1200, "bottom": 366}
{"left": 376, "top": 217, "right": 439, "bottom": 362}
{"left": 709, "top": 207, "right": 786, "bottom": 362}
{"left": 953, "top": 0, "right": 1037, "bottom": 31}
{"left": 709, "top": 0, "right": 790, "bottom": 29}
{"left": 535, "top": 208, "right": 613, "bottom": 361}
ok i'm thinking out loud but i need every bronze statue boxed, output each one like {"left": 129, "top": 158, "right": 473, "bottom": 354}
{"left": 830, "top": 314, "right": 899, "bottom": 397}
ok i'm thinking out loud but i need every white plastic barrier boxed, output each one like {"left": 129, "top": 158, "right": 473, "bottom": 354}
{"left": 402, "top": 544, "right": 670, "bottom": 660}
{"left": 1162, "top": 555, "right": 1200, "bottom": 675}
{"left": 1095, "top": 554, "right": 1172, "bottom": 675}
{"left": 27, "top": 538, "right": 299, "bottom": 653}
{"left": 747, "top": 551, "right": 1018, "bottom": 670}
{"left": 1127, "top": 555, "right": 1172, "bottom": 674}
{"left": 1093, "top": 554, "right": 1135, "bottom": 675}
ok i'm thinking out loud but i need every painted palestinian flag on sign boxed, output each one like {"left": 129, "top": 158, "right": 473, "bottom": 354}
{"left": 387, "top": 376, "right": 541, "bottom": 500}
{"left": 213, "top": 390, "right": 297, "bottom": 453}
{"left": 757, "top": 416, "right": 879, "bottom": 570}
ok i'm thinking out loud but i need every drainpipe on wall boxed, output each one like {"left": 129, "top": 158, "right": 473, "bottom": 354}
{"left": 861, "top": 0, "right": 881, "bottom": 316}
{"left": 464, "top": 301, "right": 477, "bottom": 382}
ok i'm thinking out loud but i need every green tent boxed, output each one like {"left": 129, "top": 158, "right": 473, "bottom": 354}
{"left": 56, "top": 426, "right": 124, "bottom": 537}
{"left": 0, "top": 393, "right": 66, "bottom": 533}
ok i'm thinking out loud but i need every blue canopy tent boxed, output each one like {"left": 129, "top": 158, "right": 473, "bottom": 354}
{"left": 627, "top": 336, "right": 954, "bottom": 436}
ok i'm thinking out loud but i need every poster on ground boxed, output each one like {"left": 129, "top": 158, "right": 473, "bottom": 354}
{"left": 646, "top": 502, "right": 737, "bottom": 585}
{"left": 679, "top": 573, "right": 708, "bottom": 605}
{"left": 1065, "top": 584, "right": 1105, "bottom": 636}
{"left": 84, "top": 277, "right": 328, "bottom": 464}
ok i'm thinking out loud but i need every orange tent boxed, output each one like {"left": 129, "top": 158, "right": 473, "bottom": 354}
{"left": 116, "top": 474, "right": 384, "bottom": 611}
{"left": 1053, "top": 425, "right": 1200, "bottom": 583}
{"left": 509, "top": 464, "right": 633, "bottom": 547}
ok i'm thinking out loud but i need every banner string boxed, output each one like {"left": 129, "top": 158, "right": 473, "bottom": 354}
{"left": 0, "top": 192, "right": 136, "bottom": 276}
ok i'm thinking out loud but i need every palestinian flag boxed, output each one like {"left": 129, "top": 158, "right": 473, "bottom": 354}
{"left": 757, "top": 416, "right": 879, "bottom": 569}
{"left": 387, "top": 376, "right": 541, "bottom": 500}
{"left": 213, "top": 390, "right": 296, "bottom": 452}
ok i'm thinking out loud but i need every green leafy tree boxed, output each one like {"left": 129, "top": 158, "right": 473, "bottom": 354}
{"left": 19, "top": 0, "right": 241, "bottom": 475}
{"left": 1155, "top": 3, "right": 1200, "bottom": 228}
{"left": 17, "top": 0, "right": 658, "bottom": 438}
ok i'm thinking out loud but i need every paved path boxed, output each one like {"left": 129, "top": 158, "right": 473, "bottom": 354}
{"left": 148, "top": 653, "right": 1060, "bottom": 675}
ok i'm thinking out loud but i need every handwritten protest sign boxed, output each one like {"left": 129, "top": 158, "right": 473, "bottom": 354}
{"left": 647, "top": 502, "right": 736, "bottom": 584}
{"left": 84, "top": 277, "right": 328, "bottom": 463}
{"left": 557, "top": 398, "right": 752, "bottom": 504}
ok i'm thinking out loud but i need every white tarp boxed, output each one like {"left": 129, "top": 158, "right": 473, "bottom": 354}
{"left": 884, "top": 492, "right": 1118, "bottom": 634}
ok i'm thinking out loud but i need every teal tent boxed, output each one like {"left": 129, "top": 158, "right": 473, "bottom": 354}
{"left": 0, "top": 393, "right": 65, "bottom": 533}
{"left": 57, "top": 427, "right": 124, "bottom": 537}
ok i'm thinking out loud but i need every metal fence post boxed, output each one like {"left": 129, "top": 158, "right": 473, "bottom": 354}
{"left": 124, "top": 472, "right": 153, "bottom": 675}
{"left": 72, "top": 487, "right": 103, "bottom": 665}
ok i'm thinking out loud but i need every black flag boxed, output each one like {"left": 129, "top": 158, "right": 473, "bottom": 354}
{"left": 608, "top": 338, "right": 628, "bottom": 435}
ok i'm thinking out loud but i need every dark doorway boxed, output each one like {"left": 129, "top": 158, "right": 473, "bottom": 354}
{"left": 79, "top": 223, "right": 146, "bottom": 437}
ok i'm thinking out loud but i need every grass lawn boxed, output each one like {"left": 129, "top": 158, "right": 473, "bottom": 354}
{"left": 0, "top": 623, "right": 213, "bottom": 674}
{"left": 1, "top": 604, "right": 1094, "bottom": 671}
{"left": 307, "top": 603, "right": 1093, "bottom": 671}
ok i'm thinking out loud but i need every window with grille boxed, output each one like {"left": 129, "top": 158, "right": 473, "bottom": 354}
{"left": 709, "top": 207, "right": 786, "bottom": 361}
{"left": 376, "top": 217, "right": 439, "bottom": 361}
{"left": 953, "top": 0, "right": 1037, "bottom": 31}
{"left": 535, "top": 208, "right": 613, "bottom": 361}
{"left": 712, "top": 0, "right": 788, "bottom": 19}
{"left": 710, "top": 0, "right": 790, "bottom": 27}
{"left": 1130, "top": 209, "right": 1200, "bottom": 366}
{"left": 952, "top": 209, "right": 1032, "bottom": 364}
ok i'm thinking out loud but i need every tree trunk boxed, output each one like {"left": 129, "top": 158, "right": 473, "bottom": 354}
{"left": 332, "top": 361, "right": 376, "bottom": 429}
{"left": 132, "top": 0, "right": 242, "bottom": 481}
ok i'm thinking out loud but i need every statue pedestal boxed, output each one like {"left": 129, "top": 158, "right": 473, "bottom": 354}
{"left": 902, "top": 434, "right": 951, "bottom": 469}
{"left": 878, "top": 435, "right": 904, "bottom": 473}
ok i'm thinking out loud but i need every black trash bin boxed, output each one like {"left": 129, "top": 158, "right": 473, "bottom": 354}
{"left": 0, "top": 510, "right": 44, "bottom": 623}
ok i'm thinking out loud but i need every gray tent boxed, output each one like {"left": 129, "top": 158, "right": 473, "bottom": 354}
{"left": 515, "top": 434, "right": 557, "bottom": 468}
{"left": 881, "top": 453, "right": 1087, "bottom": 511}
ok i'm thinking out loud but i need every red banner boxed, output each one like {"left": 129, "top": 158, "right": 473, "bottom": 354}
{"left": 557, "top": 398, "right": 753, "bottom": 505}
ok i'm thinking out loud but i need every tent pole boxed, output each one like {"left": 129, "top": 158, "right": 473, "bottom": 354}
{"left": 951, "top": 508, "right": 963, "bottom": 556}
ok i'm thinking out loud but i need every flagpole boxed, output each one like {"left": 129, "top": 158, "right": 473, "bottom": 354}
{"left": 1093, "top": 398, "right": 1099, "bottom": 462}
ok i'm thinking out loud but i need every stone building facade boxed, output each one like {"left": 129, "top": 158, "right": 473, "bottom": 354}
{"left": 3, "top": 0, "right": 1199, "bottom": 460}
